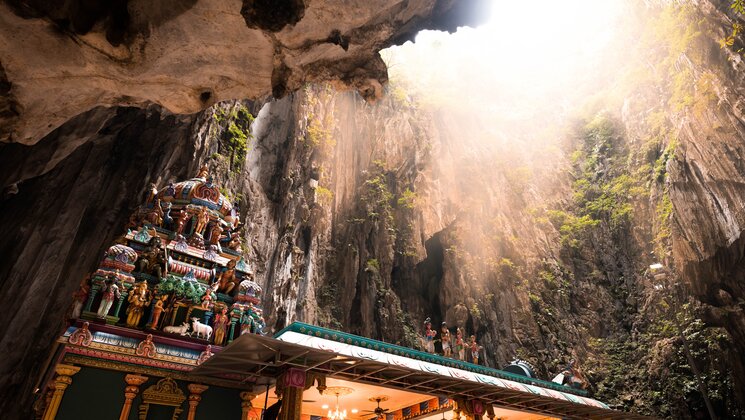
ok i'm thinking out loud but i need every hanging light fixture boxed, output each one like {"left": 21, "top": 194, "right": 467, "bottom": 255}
{"left": 322, "top": 387, "right": 354, "bottom": 420}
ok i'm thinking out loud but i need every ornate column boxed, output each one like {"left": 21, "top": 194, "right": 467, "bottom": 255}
{"left": 42, "top": 364, "right": 81, "bottom": 420}
{"left": 112, "top": 288, "right": 129, "bottom": 320}
{"left": 240, "top": 392, "right": 255, "bottom": 420}
{"left": 277, "top": 368, "right": 306, "bottom": 420}
{"left": 83, "top": 282, "right": 101, "bottom": 312}
{"left": 119, "top": 374, "right": 148, "bottom": 420}
{"left": 228, "top": 316, "right": 238, "bottom": 343}
{"left": 485, "top": 404, "right": 495, "bottom": 420}
{"left": 186, "top": 384, "right": 209, "bottom": 420}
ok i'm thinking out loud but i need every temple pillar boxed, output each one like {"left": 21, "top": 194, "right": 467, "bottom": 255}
{"left": 83, "top": 283, "right": 100, "bottom": 312}
{"left": 228, "top": 317, "right": 238, "bottom": 343}
{"left": 485, "top": 405, "right": 495, "bottom": 420}
{"left": 42, "top": 364, "right": 80, "bottom": 420}
{"left": 119, "top": 374, "right": 148, "bottom": 420}
{"left": 187, "top": 384, "right": 209, "bottom": 420}
{"left": 240, "top": 392, "right": 255, "bottom": 420}
{"left": 277, "top": 369, "right": 306, "bottom": 420}
{"left": 112, "top": 288, "right": 129, "bottom": 320}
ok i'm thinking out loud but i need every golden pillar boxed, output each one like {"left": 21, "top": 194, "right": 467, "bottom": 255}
{"left": 186, "top": 383, "right": 209, "bottom": 420}
{"left": 240, "top": 392, "right": 255, "bottom": 420}
{"left": 277, "top": 369, "right": 305, "bottom": 420}
{"left": 119, "top": 374, "right": 148, "bottom": 420}
{"left": 452, "top": 407, "right": 462, "bottom": 420}
{"left": 485, "top": 404, "right": 495, "bottom": 420}
{"left": 42, "top": 364, "right": 81, "bottom": 420}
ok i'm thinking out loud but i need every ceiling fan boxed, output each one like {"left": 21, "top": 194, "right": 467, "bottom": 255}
{"left": 362, "top": 396, "right": 390, "bottom": 418}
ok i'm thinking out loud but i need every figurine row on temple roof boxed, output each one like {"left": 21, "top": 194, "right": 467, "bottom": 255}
{"left": 421, "top": 317, "right": 482, "bottom": 364}
{"left": 70, "top": 165, "right": 265, "bottom": 346}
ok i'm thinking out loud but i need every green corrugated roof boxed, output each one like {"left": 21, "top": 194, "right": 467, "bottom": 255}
{"left": 274, "top": 322, "right": 588, "bottom": 397}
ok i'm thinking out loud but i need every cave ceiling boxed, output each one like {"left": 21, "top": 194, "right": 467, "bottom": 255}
{"left": 0, "top": 0, "right": 488, "bottom": 145}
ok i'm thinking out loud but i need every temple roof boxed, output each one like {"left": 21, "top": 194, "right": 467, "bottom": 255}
{"left": 157, "top": 176, "right": 234, "bottom": 218}
{"left": 191, "top": 322, "right": 651, "bottom": 420}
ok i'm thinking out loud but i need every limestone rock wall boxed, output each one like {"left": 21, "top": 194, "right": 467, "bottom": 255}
{"left": 0, "top": 0, "right": 488, "bottom": 145}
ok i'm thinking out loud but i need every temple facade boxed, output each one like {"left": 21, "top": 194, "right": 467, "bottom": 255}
{"left": 35, "top": 167, "right": 647, "bottom": 420}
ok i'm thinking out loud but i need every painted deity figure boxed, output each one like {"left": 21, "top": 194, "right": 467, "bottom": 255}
{"left": 208, "top": 222, "right": 223, "bottom": 246}
{"left": 162, "top": 181, "right": 175, "bottom": 201}
{"left": 70, "top": 276, "right": 90, "bottom": 319}
{"left": 454, "top": 327, "right": 465, "bottom": 361}
{"left": 212, "top": 307, "right": 230, "bottom": 346}
{"left": 226, "top": 231, "right": 242, "bottom": 251}
{"left": 145, "top": 183, "right": 158, "bottom": 205}
{"left": 422, "top": 318, "right": 436, "bottom": 353}
{"left": 149, "top": 296, "right": 166, "bottom": 329}
{"left": 126, "top": 282, "right": 150, "bottom": 327}
{"left": 240, "top": 310, "right": 253, "bottom": 336}
{"left": 162, "top": 201, "right": 173, "bottom": 228}
{"left": 214, "top": 259, "right": 239, "bottom": 296}
{"left": 97, "top": 276, "right": 121, "bottom": 318}
{"left": 145, "top": 198, "right": 164, "bottom": 226}
{"left": 200, "top": 288, "right": 213, "bottom": 310}
{"left": 197, "top": 164, "right": 209, "bottom": 179}
{"left": 469, "top": 335, "right": 482, "bottom": 365}
{"left": 440, "top": 322, "right": 452, "bottom": 357}
{"left": 176, "top": 210, "right": 191, "bottom": 235}
{"left": 254, "top": 310, "right": 265, "bottom": 335}
{"left": 193, "top": 206, "right": 210, "bottom": 236}
{"left": 136, "top": 236, "right": 166, "bottom": 280}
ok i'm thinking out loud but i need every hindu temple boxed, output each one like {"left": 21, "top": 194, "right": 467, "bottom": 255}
{"left": 5, "top": 0, "right": 745, "bottom": 419}
{"left": 24, "top": 166, "right": 644, "bottom": 420}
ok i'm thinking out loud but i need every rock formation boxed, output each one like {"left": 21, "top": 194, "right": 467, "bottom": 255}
{"left": 1, "top": 0, "right": 745, "bottom": 419}
{"left": 0, "top": 1, "right": 489, "bottom": 417}
{"left": 0, "top": 0, "right": 488, "bottom": 145}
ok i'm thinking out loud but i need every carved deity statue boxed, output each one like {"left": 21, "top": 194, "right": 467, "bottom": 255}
{"left": 193, "top": 206, "right": 210, "bottom": 236}
{"left": 226, "top": 231, "right": 242, "bottom": 251}
{"left": 144, "top": 198, "right": 164, "bottom": 226}
{"left": 162, "top": 201, "right": 173, "bottom": 228}
{"left": 175, "top": 210, "right": 191, "bottom": 235}
{"left": 200, "top": 288, "right": 213, "bottom": 310}
{"left": 213, "top": 259, "right": 239, "bottom": 296}
{"left": 440, "top": 322, "right": 452, "bottom": 357}
{"left": 70, "top": 276, "right": 90, "bottom": 319}
{"left": 208, "top": 222, "right": 223, "bottom": 246}
{"left": 136, "top": 236, "right": 166, "bottom": 280}
{"left": 126, "top": 282, "right": 150, "bottom": 327}
{"left": 145, "top": 183, "right": 158, "bottom": 205}
{"left": 148, "top": 296, "right": 166, "bottom": 329}
{"left": 455, "top": 327, "right": 465, "bottom": 361}
{"left": 197, "top": 164, "right": 209, "bottom": 179}
{"left": 212, "top": 307, "right": 229, "bottom": 346}
{"left": 469, "top": 335, "right": 482, "bottom": 365}
{"left": 97, "top": 276, "right": 121, "bottom": 318}
{"left": 422, "top": 317, "right": 436, "bottom": 353}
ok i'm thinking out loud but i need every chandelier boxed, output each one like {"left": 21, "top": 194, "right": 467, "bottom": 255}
{"left": 323, "top": 386, "right": 355, "bottom": 420}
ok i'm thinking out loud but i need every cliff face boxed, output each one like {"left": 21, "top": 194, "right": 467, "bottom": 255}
{"left": 2, "top": 1, "right": 745, "bottom": 419}
{"left": 0, "top": 1, "right": 491, "bottom": 417}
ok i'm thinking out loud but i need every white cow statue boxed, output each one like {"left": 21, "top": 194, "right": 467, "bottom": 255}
{"left": 163, "top": 322, "right": 190, "bottom": 336}
{"left": 191, "top": 317, "right": 213, "bottom": 340}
